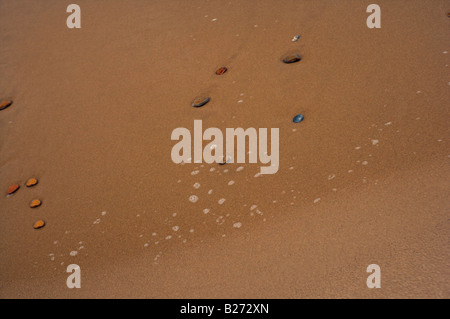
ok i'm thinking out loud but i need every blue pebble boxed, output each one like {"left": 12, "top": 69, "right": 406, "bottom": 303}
{"left": 293, "top": 114, "right": 304, "bottom": 123}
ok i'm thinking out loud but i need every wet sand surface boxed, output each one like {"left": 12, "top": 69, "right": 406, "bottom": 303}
{"left": 0, "top": 0, "right": 449, "bottom": 298}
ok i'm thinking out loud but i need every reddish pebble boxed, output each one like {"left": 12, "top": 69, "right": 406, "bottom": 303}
{"left": 7, "top": 184, "right": 20, "bottom": 195}
{"left": 215, "top": 67, "right": 228, "bottom": 75}
{"left": 0, "top": 100, "right": 13, "bottom": 111}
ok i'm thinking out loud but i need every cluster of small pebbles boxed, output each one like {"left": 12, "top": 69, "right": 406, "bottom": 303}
{"left": 2, "top": 99, "right": 45, "bottom": 229}
{"left": 190, "top": 41, "right": 306, "bottom": 146}
{"left": 6, "top": 177, "right": 44, "bottom": 229}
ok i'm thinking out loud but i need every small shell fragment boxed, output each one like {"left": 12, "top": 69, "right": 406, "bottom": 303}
{"left": 7, "top": 184, "right": 20, "bottom": 195}
{"left": 192, "top": 96, "right": 210, "bottom": 108}
{"left": 33, "top": 220, "right": 45, "bottom": 229}
{"left": 26, "top": 178, "right": 38, "bottom": 187}
{"left": 0, "top": 100, "right": 13, "bottom": 111}
{"left": 215, "top": 67, "right": 228, "bottom": 75}
{"left": 30, "top": 199, "right": 42, "bottom": 208}
{"left": 282, "top": 54, "right": 302, "bottom": 64}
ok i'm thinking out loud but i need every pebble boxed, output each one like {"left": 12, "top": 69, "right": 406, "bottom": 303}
{"left": 282, "top": 54, "right": 302, "bottom": 64}
{"left": 215, "top": 67, "right": 228, "bottom": 75}
{"left": 192, "top": 96, "right": 210, "bottom": 108}
{"left": 26, "top": 178, "right": 38, "bottom": 187}
{"left": 219, "top": 155, "right": 231, "bottom": 165}
{"left": 30, "top": 199, "right": 42, "bottom": 208}
{"left": 293, "top": 114, "right": 304, "bottom": 123}
{"left": 7, "top": 184, "right": 20, "bottom": 195}
{"left": 33, "top": 220, "right": 45, "bottom": 229}
{"left": 0, "top": 100, "right": 13, "bottom": 111}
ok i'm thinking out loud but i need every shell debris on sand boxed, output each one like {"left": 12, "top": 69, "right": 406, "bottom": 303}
{"left": 30, "top": 199, "right": 42, "bottom": 208}
{"left": 7, "top": 184, "right": 20, "bottom": 195}
{"left": 0, "top": 100, "right": 13, "bottom": 111}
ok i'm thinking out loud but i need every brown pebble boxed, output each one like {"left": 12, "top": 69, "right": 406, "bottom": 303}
{"left": 0, "top": 100, "right": 13, "bottom": 111}
{"left": 33, "top": 220, "right": 45, "bottom": 229}
{"left": 192, "top": 96, "right": 210, "bottom": 108}
{"left": 215, "top": 67, "right": 228, "bottom": 75}
{"left": 7, "top": 184, "right": 20, "bottom": 195}
{"left": 30, "top": 199, "right": 42, "bottom": 208}
{"left": 26, "top": 178, "right": 38, "bottom": 187}
{"left": 282, "top": 54, "right": 302, "bottom": 64}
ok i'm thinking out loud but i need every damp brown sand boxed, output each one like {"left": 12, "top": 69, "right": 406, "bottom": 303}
{"left": 0, "top": 0, "right": 449, "bottom": 298}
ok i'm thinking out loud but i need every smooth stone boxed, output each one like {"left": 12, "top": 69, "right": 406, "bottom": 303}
{"left": 215, "top": 67, "right": 228, "bottom": 75}
{"left": 282, "top": 54, "right": 302, "bottom": 64}
{"left": 192, "top": 96, "right": 210, "bottom": 108}
{"left": 0, "top": 100, "right": 13, "bottom": 111}
{"left": 293, "top": 114, "right": 304, "bottom": 123}
{"left": 26, "top": 178, "right": 38, "bottom": 187}
{"left": 7, "top": 184, "right": 20, "bottom": 195}
{"left": 33, "top": 220, "right": 45, "bottom": 229}
{"left": 30, "top": 199, "right": 42, "bottom": 208}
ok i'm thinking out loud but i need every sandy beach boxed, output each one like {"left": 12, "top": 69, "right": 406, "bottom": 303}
{"left": 0, "top": 0, "right": 449, "bottom": 298}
